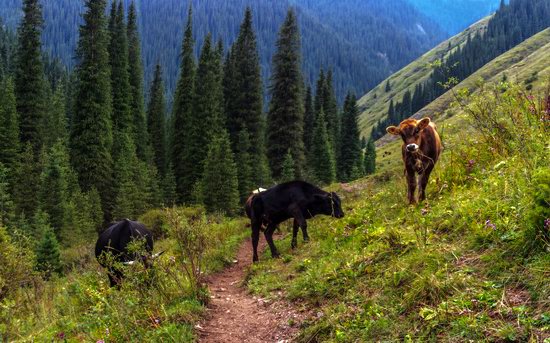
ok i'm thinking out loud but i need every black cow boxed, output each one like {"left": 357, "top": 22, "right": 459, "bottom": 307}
{"left": 246, "top": 181, "right": 345, "bottom": 262}
{"left": 95, "top": 219, "right": 157, "bottom": 287}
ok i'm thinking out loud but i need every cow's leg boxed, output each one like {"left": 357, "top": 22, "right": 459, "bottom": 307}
{"left": 419, "top": 165, "right": 434, "bottom": 202}
{"left": 264, "top": 223, "right": 280, "bottom": 258}
{"left": 252, "top": 221, "right": 261, "bottom": 262}
{"left": 406, "top": 169, "right": 417, "bottom": 204}
{"left": 290, "top": 207, "right": 309, "bottom": 242}
{"left": 291, "top": 219, "right": 299, "bottom": 249}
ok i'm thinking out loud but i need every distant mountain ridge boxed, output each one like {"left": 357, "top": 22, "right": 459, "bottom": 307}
{"left": 0, "top": 0, "right": 447, "bottom": 102}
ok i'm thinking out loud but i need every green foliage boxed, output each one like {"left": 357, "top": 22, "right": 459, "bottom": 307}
{"left": 35, "top": 226, "right": 62, "bottom": 278}
{"left": 0, "top": 78, "right": 19, "bottom": 170}
{"left": 127, "top": 1, "right": 148, "bottom": 162}
{"left": 280, "top": 149, "right": 296, "bottom": 183}
{"left": 171, "top": 7, "right": 196, "bottom": 203}
{"left": 338, "top": 93, "right": 362, "bottom": 182}
{"left": 310, "top": 110, "right": 336, "bottom": 185}
{"left": 15, "top": 0, "right": 46, "bottom": 153}
{"left": 0, "top": 163, "right": 14, "bottom": 229}
{"left": 201, "top": 132, "right": 239, "bottom": 215}
{"left": 147, "top": 64, "right": 167, "bottom": 176}
{"left": 235, "top": 129, "right": 254, "bottom": 203}
{"left": 12, "top": 143, "right": 40, "bottom": 218}
{"left": 161, "top": 164, "right": 177, "bottom": 206}
{"left": 70, "top": 0, "right": 113, "bottom": 221}
{"left": 364, "top": 137, "right": 376, "bottom": 175}
{"left": 267, "top": 9, "right": 306, "bottom": 179}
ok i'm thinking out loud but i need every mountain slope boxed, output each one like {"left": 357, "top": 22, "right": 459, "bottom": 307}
{"left": 407, "top": 0, "right": 501, "bottom": 35}
{"left": 357, "top": 17, "right": 490, "bottom": 136}
{"left": 0, "top": 0, "right": 447, "bottom": 102}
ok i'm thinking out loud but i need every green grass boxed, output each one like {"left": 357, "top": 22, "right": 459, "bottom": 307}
{"left": 246, "top": 81, "right": 550, "bottom": 342}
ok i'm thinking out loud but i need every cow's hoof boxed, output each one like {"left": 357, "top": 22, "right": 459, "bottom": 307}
{"left": 291, "top": 241, "right": 297, "bottom": 249}
{"left": 253, "top": 256, "right": 259, "bottom": 263}
{"left": 303, "top": 237, "right": 310, "bottom": 243}
{"left": 272, "top": 252, "right": 281, "bottom": 259}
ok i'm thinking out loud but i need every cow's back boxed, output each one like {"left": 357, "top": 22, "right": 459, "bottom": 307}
{"left": 95, "top": 220, "right": 153, "bottom": 263}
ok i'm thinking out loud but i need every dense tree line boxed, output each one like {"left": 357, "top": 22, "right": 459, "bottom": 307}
{"left": 0, "top": 0, "right": 446, "bottom": 104}
{"left": 371, "top": 0, "right": 550, "bottom": 140}
{"left": 0, "top": 0, "right": 373, "bottom": 276}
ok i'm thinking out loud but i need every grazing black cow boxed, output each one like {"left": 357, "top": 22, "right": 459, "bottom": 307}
{"left": 95, "top": 219, "right": 156, "bottom": 287}
{"left": 246, "top": 181, "right": 345, "bottom": 262}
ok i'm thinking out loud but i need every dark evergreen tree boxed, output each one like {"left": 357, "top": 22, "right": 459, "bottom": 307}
{"left": 385, "top": 80, "right": 391, "bottom": 92}
{"left": 113, "top": 132, "right": 143, "bottom": 220}
{"left": 127, "top": 1, "right": 148, "bottom": 161}
{"left": 35, "top": 226, "right": 62, "bottom": 277}
{"left": 225, "top": 8, "right": 268, "bottom": 184}
{"left": 109, "top": 1, "right": 133, "bottom": 137}
{"left": 0, "top": 78, "right": 19, "bottom": 170}
{"left": 235, "top": 129, "right": 254, "bottom": 203}
{"left": 310, "top": 109, "right": 336, "bottom": 185}
{"left": 364, "top": 137, "right": 376, "bottom": 175}
{"left": 41, "top": 84, "right": 68, "bottom": 149}
{"left": 303, "top": 85, "right": 315, "bottom": 152}
{"left": 324, "top": 70, "right": 339, "bottom": 152}
{"left": 13, "top": 143, "right": 40, "bottom": 219}
{"left": 171, "top": 7, "right": 195, "bottom": 202}
{"left": 70, "top": 0, "right": 114, "bottom": 221}
{"left": 267, "top": 9, "right": 305, "bottom": 179}
{"left": 14, "top": 0, "right": 46, "bottom": 153}
{"left": 201, "top": 132, "right": 239, "bottom": 215}
{"left": 314, "top": 69, "right": 325, "bottom": 115}
{"left": 280, "top": 149, "right": 295, "bottom": 183}
{"left": 161, "top": 164, "right": 177, "bottom": 206}
{"left": 147, "top": 64, "right": 167, "bottom": 175}
{"left": 0, "top": 163, "right": 15, "bottom": 228}
{"left": 338, "top": 93, "right": 362, "bottom": 182}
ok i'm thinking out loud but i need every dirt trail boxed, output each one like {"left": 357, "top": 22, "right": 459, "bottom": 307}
{"left": 198, "top": 236, "right": 303, "bottom": 343}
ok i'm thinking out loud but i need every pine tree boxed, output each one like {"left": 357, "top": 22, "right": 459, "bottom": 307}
{"left": 364, "top": 137, "right": 376, "bottom": 175}
{"left": 109, "top": 1, "right": 133, "bottom": 137}
{"left": 385, "top": 80, "right": 391, "bottom": 92}
{"left": 201, "top": 132, "right": 239, "bottom": 215}
{"left": 303, "top": 86, "right": 315, "bottom": 152}
{"left": 127, "top": 1, "right": 148, "bottom": 161}
{"left": 39, "top": 142, "right": 72, "bottom": 239}
{"left": 15, "top": 0, "right": 46, "bottom": 153}
{"left": 0, "top": 163, "right": 15, "bottom": 228}
{"left": 280, "top": 150, "right": 295, "bottom": 183}
{"left": 161, "top": 164, "right": 177, "bottom": 206}
{"left": 13, "top": 143, "right": 41, "bottom": 219}
{"left": 338, "top": 93, "right": 362, "bottom": 182}
{"left": 310, "top": 110, "right": 336, "bottom": 185}
{"left": 324, "top": 70, "right": 339, "bottom": 152}
{"left": 267, "top": 9, "right": 305, "bottom": 179}
{"left": 113, "top": 132, "right": 143, "bottom": 220}
{"left": 225, "top": 8, "right": 268, "bottom": 185}
{"left": 172, "top": 7, "right": 196, "bottom": 202}
{"left": 41, "top": 84, "right": 68, "bottom": 149}
{"left": 70, "top": 0, "right": 114, "bottom": 222}
{"left": 147, "top": 64, "right": 167, "bottom": 175}
{"left": 236, "top": 129, "right": 254, "bottom": 202}
{"left": 36, "top": 226, "right": 62, "bottom": 278}
{"left": 0, "top": 78, "right": 19, "bottom": 170}
{"left": 314, "top": 69, "right": 326, "bottom": 115}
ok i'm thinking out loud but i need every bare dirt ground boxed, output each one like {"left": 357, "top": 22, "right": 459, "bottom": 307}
{"left": 198, "top": 236, "right": 305, "bottom": 343}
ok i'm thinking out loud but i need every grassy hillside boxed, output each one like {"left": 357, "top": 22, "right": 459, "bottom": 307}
{"left": 357, "top": 17, "right": 490, "bottom": 137}
{"left": 248, "top": 76, "right": 550, "bottom": 341}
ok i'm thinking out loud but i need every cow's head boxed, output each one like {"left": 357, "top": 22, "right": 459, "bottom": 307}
{"left": 315, "top": 192, "right": 345, "bottom": 218}
{"left": 386, "top": 118, "right": 431, "bottom": 153}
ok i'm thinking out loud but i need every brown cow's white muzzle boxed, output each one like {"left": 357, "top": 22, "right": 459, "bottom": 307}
{"left": 406, "top": 144, "right": 419, "bottom": 152}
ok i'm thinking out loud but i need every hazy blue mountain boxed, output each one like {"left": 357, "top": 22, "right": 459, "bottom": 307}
{"left": 0, "top": 0, "right": 447, "bottom": 102}
{"left": 407, "top": 0, "right": 502, "bottom": 34}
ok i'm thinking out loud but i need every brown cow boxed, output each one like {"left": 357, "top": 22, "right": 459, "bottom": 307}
{"left": 386, "top": 117, "right": 442, "bottom": 204}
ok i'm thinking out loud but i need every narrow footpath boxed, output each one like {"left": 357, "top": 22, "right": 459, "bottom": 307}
{"left": 198, "top": 237, "right": 304, "bottom": 343}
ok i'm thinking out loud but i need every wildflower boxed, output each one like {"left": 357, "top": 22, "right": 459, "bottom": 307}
{"left": 97, "top": 340, "right": 105, "bottom": 343}
{"left": 544, "top": 218, "right": 550, "bottom": 231}
{"left": 421, "top": 208, "right": 429, "bottom": 216}
{"left": 56, "top": 332, "right": 65, "bottom": 340}
{"left": 526, "top": 94, "right": 534, "bottom": 101}
{"left": 485, "top": 219, "right": 496, "bottom": 230}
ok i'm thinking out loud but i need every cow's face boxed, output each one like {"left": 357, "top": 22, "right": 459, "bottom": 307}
{"left": 316, "top": 192, "right": 345, "bottom": 218}
{"left": 386, "top": 118, "right": 431, "bottom": 153}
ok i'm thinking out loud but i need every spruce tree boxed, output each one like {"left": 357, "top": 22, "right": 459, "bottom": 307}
{"left": 113, "top": 132, "right": 144, "bottom": 220}
{"left": 39, "top": 142, "right": 72, "bottom": 239}
{"left": 310, "top": 110, "right": 336, "bottom": 185}
{"left": 314, "top": 69, "right": 326, "bottom": 115}
{"left": 280, "top": 150, "right": 295, "bottom": 183}
{"left": 13, "top": 143, "right": 41, "bottom": 219}
{"left": 225, "top": 8, "right": 267, "bottom": 184}
{"left": 70, "top": 0, "right": 114, "bottom": 221}
{"left": 15, "top": 0, "right": 46, "bottom": 153}
{"left": 0, "top": 163, "right": 15, "bottom": 228}
{"left": 147, "top": 64, "right": 167, "bottom": 175}
{"left": 41, "top": 84, "right": 68, "bottom": 149}
{"left": 109, "top": 1, "right": 133, "bottom": 137}
{"left": 267, "top": 9, "right": 305, "bottom": 179}
{"left": 0, "top": 78, "right": 19, "bottom": 170}
{"left": 36, "top": 226, "right": 62, "bottom": 278}
{"left": 127, "top": 1, "right": 148, "bottom": 161}
{"left": 161, "top": 164, "right": 177, "bottom": 206}
{"left": 303, "top": 86, "right": 315, "bottom": 152}
{"left": 385, "top": 80, "right": 391, "bottom": 92}
{"left": 324, "top": 70, "right": 340, "bottom": 152}
{"left": 364, "top": 137, "right": 376, "bottom": 175}
{"left": 235, "top": 129, "right": 254, "bottom": 203}
{"left": 172, "top": 7, "right": 195, "bottom": 202}
{"left": 201, "top": 132, "right": 239, "bottom": 215}
{"left": 338, "top": 93, "right": 362, "bottom": 182}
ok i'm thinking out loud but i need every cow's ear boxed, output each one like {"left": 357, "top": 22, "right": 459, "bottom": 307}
{"left": 386, "top": 126, "right": 400, "bottom": 135}
{"left": 417, "top": 117, "right": 431, "bottom": 130}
